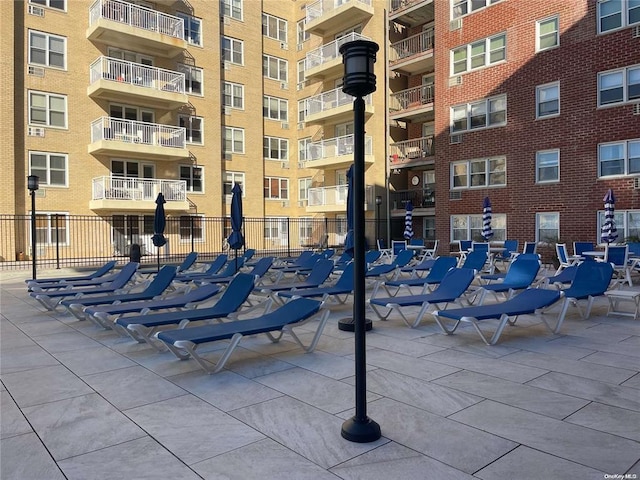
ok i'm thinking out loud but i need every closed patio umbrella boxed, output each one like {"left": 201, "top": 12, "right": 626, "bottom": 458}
{"left": 601, "top": 188, "right": 618, "bottom": 244}
{"left": 482, "top": 196, "right": 493, "bottom": 241}
{"left": 403, "top": 201, "right": 414, "bottom": 240}
{"left": 151, "top": 193, "right": 167, "bottom": 272}
{"left": 344, "top": 164, "right": 354, "bottom": 258}
{"left": 227, "top": 183, "right": 245, "bottom": 270}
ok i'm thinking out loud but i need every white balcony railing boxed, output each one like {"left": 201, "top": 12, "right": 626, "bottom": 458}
{"left": 306, "top": 134, "right": 372, "bottom": 161}
{"left": 91, "top": 117, "right": 186, "bottom": 149}
{"left": 305, "top": 32, "right": 370, "bottom": 70}
{"left": 92, "top": 176, "right": 187, "bottom": 202}
{"left": 306, "top": 0, "right": 372, "bottom": 23}
{"left": 90, "top": 56, "right": 185, "bottom": 93}
{"left": 89, "top": 0, "right": 184, "bottom": 40}
{"left": 305, "top": 87, "right": 372, "bottom": 117}
{"left": 308, "top": 184, "right": 373, "bottom": 207}
{"left": 390, "top": 84, "right": 434, "bottom": 112}
{"left": 389, "top": 135, "right": 435, "bottom": 161}
{"left": 390, "top": 0, "right": 428, "bottom": 14}
{"left": 389, "top": 28, "right": 434, "bottom": 63}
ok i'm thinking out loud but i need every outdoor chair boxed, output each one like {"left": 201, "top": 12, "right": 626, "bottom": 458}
{"left": 273, "top": 250, "right": 315, "bottom": 268}
{"left": 479, "top": 253, "right": 540, "bottom": 284}
{"left": 376, "top": 239, "right": 393, "bottom": 262}
{"left": 271, "top": 254, "right": 321, "bottom": 283}
{"left": 456, "top": 240, "right": 473, "bottom": 263}
{"left": 399, "top": 257, "right": 438, "bottom": 278}
{"left": 137, "top": 252, "right": 198, "bottom": 277}
{"left": 603, "top": 244, "right": 636, "bottom": 287}
{"left": 364, "top": 249, "right": 414, "bottom": 282}
{"left": 256, "top": 259, "right": 334, "bottom": 303}
{"left": 493, "top": 239, "right": 518, "bottom": 267}
{"left": 277, "top": 262, "right": 355, "bottom": 304}
{"left": 627, "top": 242, "right": 640, "bottom": 256}
{"left": 175, "top": 256, "right": 243, "bottom": 283}
{"left": 371, "top": 256, "right": 457, "bottom": 298}
{"left": 419, "top": 239, "right": 438, "bottom": 261}
{"left": 472, "top": 255, "right": 541, "bottom": 305}
{"left": 555, "top": 243, "right": 580, "bottom": 275}
{"left": 536, "top": 265, "right": 578, "bottom": 289}
{"left": 178, "top": 254, "right": 228, "bottom": 278}
{"left": 573, "top": 241, "right": 595, "bottom": 259}
{"left": 28, "top": 265, "right": 128, "bottom": 293}
{"left": 192, "top": 257, "right": 274, "bottom": 289}
{"left": 26, "top": 260, "right": 117, "bottom": 289}
{"left": 391, "top": 240, "right": 408, "bottom": 258}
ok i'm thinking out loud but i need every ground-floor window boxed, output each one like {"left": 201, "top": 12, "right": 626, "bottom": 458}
{"left": 597, "top": 209, "right": 640, "bottom": 241}
{"left": 451, "top": 213, "right": 506, "bottom": 242}
{"left": 31, "top": 212, "right": 69, "bottom": 245}
{"left": 535, "top": 212, "right": 559, "bottom": 243}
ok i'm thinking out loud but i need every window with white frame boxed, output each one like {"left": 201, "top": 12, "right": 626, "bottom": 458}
{"left": 178, "top": 64, "right": 203, "bottom": 95}
{"left": 536, "top": 149, "right": 560, "bottom": 183}
{"left": 30, "top": 0, "right": 65, "bottom": 10}
{"left": 29, "top": 91, "right": 67, "bottom": 128}
{"left": 599, "top": 139, "right": 640, "bottom": 177}
{"left": 598, "top": 65, "right": 640, "bottom": 106}
{"left": 452, "top": 0, "right": 502, "bottom": 19}
{"left": 263, "top": 55, "right": 288, "bottom": 82}
{"left": 298, "top": 99, "right": 307, "bottom": 122}
{"left": 179, "top": 215, "right": 204, "bottom": 242}
{"left": 222, "top": 81, "right": 244, "bottom": 109}
{"left": 299, "top": 178, "right": 312, "bottom": 200}
{"left": 263, "top": 95, "right": 288, "bottom": 121}
{"left": 179, "top": 115, "right": 203, "bottom": 144}
{"left": 598, "top": 0, "right": 640, "bottom": 34}
{"left": 179, "top": 165, "right": 203, "bottom": 192}
{"left": 598, "top": 209, "right": 640, "bottom": 240}
{"left": 221, "top": 0, "right": 242, "bottom": 20}
{"left": 297, "top": 19, "right": 310, "bottom": 44}
{"left": 177, "top": 13, "right": 202, "bottom": 46}
{"left": 223, "top": 171, "right": 245, "bottom": 195}
{"left": 450, "top": 95, "right": 506, "bottom": 133}
{"left": 451, "top": 156, "right": 506, "bottom": 189}
{"left": 537, "top": 16, "right": 559, "bottom": 51}
{"left": 222, "top": 36, "right": 243, "bottom": 64}
{"left": 536, "top": 212, "right": 559, "bottom": 242}
{"left": 28, "top": 30, "right": 65, "bottom": 69}
{"left": 264, "top": 136, "right": 288, "bottom": 161}
{"left": 223, "top": 127, "right": 244, "bottom": 154}
{"left": 29, "top": 151, "right": 67, "bottom": 187}
{"left": 451, "top": 214, "right": 506, "bottom": 241}
{"left": 451, "top": 33, "right": 506, "bottom": 75}
{"left": 299, "top": 217, "right": 314, "bottom": 242}
{"left": 297, "top": 59, "right": 306, "bottom": 86}
{"left": 264, "top": 217, "right": 287, "bottom": 241}
{"left": 298, "top": 138, "right": 311, "bottom": 162}
{"left": 264, "top": 177, "right": 289, "bottom": 199}
{"left": 536, "top": 82, "right": 559, "bottom": 118}
{"left": 262, "top": 13, "right": 287, "bottom": 42}
{"left": 32, "top": 212, "right": 69, "bottom": 245}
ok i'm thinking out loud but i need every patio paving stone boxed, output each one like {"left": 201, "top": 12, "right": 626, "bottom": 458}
{"left": 1, "top": 432, "right": 65, "bottom": 480}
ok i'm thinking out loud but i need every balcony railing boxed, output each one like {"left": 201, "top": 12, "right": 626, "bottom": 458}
{"left": 92, "top": 176, "right": 187, "bottom": 202}
{"left": 389, "top": 0, "right": 428, "bottom": 14}
{"left": 89, "top": 0, "right": 184, "bottom": 40}
{"left": 390, "top": 84, "right": 434, "bottom": 112}
{"left": 306, "top": 134, "right": 372, "bottom": 161}
{"left": 305, "top": 32, "right": 370, "bottom": 70}
{"left": 305, "top": 87, "right": 372, "bottom": 116}
{"left": 308, "top": 185, "right": 373, "bottom": 207}
{"left": 90, "top": 56, "right": 185, "bottom": 93}
{"left": 90, "top": 117, "right": 186, "bottom": 149}
{"left": 389, "top": 28, "right": 434, "bottom": 63}
{"left": 390, "top": 187, "right": 435, "bottom": 210}
{"left": 389, "top": 135, "right": 435, "bottom": 162}
{"left": 306, "top": 0, "right": 372, "bottom": 23}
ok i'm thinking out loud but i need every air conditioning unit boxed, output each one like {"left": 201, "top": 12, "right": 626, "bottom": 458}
{"left": 448, "top": 76, "right": 463, "bottom": 87}
{"left": 223, "top": 152, "right": 232, "bottom": 160}
{"left": 28, "top": 65, "right": 45, "bottom": 77}
{"left": 222, "top": 16, "right": 231, "bottom": 25}
{"left": 633, "top": 25, "right": 640, "bottom": 38}
{"left": 297, "top": 82, "right": 305, "bottom": 91}
{"left": 222, "top": 61, "right": 231, "bottom": 70}
{"left": 449, "top": 191, "right": 462, "bottom": 200}
{"left": 281, "top": 200, "right": 290, "bottom": 207}
{"left": 449, "top": 18, "right": 462, "bottom": 31}
{"left": 281, "top": 122, "right": 289, "bottom": 130}
{"left": 450, "top": 133, "right": 463, "bottom": 144}
{"left": 280, "top": 82, "right": 288, "bottom": 90}
{"left": 222, "top": 106, "right": 231, "bottom": 115}
{"left": 634, "top": 178, "right": 640, "bottom": 189}
{"left": 28, "top": 4, "right": 44, "bottom": 16}
{"left": 28, "top": 127, "right": 45, "bottom": 137}
{"left": 281, "top": 161, "right": 290, "bottom": 169}
{"left": 297, "top": 122, "right": 305, "bottom": 130}
{"left": 298, "top": 200, "right": 308, "bottom": 207}
{"left": 633, "top": 103, "right": 640, "bottom": 115}
{"left": 297, "top": 43, "right": 304, "bottom": 51}
{"left": 280, "top": 42, "right": 288, "bottom": 50}
{"left": 298, "top": 161, "right": 306, "bottom": 168}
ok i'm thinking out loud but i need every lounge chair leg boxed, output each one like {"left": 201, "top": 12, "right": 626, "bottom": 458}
{"left": 284, "top": 309, "right": 330, "bottom": 352}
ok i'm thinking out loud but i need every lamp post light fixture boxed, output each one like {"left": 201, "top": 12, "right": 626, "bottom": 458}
{"left": 375, "top": 195, "right": 382, "bottom": 244}
{"left": 339, "top": 39, "right": 381, "bottom": 444}
{"left": 27, "top": 175, "right": 40, "bottom": 280}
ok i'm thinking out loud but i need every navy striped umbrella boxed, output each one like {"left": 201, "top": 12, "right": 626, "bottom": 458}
{"left": 151, "top": 193, "right": 167, "bottom": 272}
{"left": 482, "top": 196, "right": 494, "bottom": 241}
{"left": 403, "top": 201, "right": 414, "bottom": 240}
{"left": 601, "top": 188, "right": 618, "bottom": 244}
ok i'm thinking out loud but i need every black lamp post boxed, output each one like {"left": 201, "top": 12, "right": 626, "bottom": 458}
{"left": 28, "top": 175, "right": 39, "bottom": 280}
{"left": 375, "top": 195, "right": 382, "bottom": 244}
{"left": 339, "top": 39, "right": 381, "bottom": 444}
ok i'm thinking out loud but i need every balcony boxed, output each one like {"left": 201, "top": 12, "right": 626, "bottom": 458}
{"left": 305, "top": 0, "right": 374, "bottom": 36}
{"left": 305, "top": 32, "right": 370, "bottom": 81}
{"left": 89, "top": 117, "right": 189, "bottom": 161}
{"left": 390, "top": 187, "right": 435, "bottom": 215}
{"left": 305, "top": 135, "right": 374, "bottom": 169}
{"left": 90, "top": 176, "right": 189, "bottom": 211}
{"left": 305, "top": 87, "right": 373, "bottom": 125}
{"left": 88, "top": 57, "right": 187, "bottom": 109}
{"left": 87, "top": 0, "right": 187, "bottom": 58}
{"left": 389, "top": 136, "right": 434, "bottom": 169}
{"left": 389, "top": 28, "right": 434, "bottom": 75}
{"left": 390, "top": 85, "right": 434, "bottom": 122}
{"left": 307, "top": 184, "right": 374, "bottom": 213}
{"left": 389, "top": 0, "right": 434, "bottom": 27}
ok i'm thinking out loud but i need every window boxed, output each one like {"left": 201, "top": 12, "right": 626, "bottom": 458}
{"left": 452, "top": 0, "right": 502, "bottom": 19}
{"left": 598, "top": 209, "right": 640, "bottom": 240}
{"left": 450, "top": 95, "right": 506, "bottom": 133}
{"left": 180, "top": 165, "right": 203, "bottom": 193}
{"left": 264, "top": 136, "right": 288, "bottom": 161}
{"left": 223, "top": 127, "right": 245, "bottom": 154}
{"left": 264, "top": 177, "right": 289, "bottom": 199}
{"left": 298, "top": 99, "right": 308, "bottom": 122}
{"left": 451, "top": 33, "right": 506, "bottom": 75}
{"left": 263, "top": 95, "right": 288, "bottom": 121}
{"left": 179, "top": 115, "right": 203, "bottom": 145}
{"left": 223, "top": 171, "right": 245, "bottom": 195}
{"left": 178, "top": 64, "right": 203, "bottom": 95}
{"left": 264, "top": 217, "right": 287, "bottom": 242}
{"left": 299, "top": 178, "right": 312, "bottom": 200}
{"left": 451, "top": 157, "right": 506, "bottom": 189}
{"left": 536, "top": 149, "right": 560, "bottom": 183}
{"left": 30, "top": 0, "right": 65, "bottom": 10}
{"left": 297, "top": 59, "right": 306, "bottom": 86}
{"left": 262, "top": 13, "right": 287, "bottom": 42}
{"left": 222, "top": 36, "right": 243, "bottom": 65}
{"left": 299, "top": 138, "right": 311, "bottom": 162}
{"left": 299, "top": 218, "right": 314, "bottom": 242}
{"left": 598, "top": 65, "right": 640, "bottom": 106}
{"left": 179, "top": 215, "right": 203, "bottom": 242}
{"left": 28, "top": 31, "right": 65, "bottom": 69}
{"left": 598, "top": 0, "right": 640, "bottom": 33}
{"left": 536, "top": 212, "right": 559, "bottom": 243}
{"left": 263, "top": 55, "right": 288, "bottom": 82}
{"left": 536, "top": 82, "right": 560, "bottom": 118}
{"left": 451, "top": 214, "right": 506, "bottom": 241}
{"left": 32, "top": 213, "right": 69, "bottom": 245}
{"left": 221, "top": 0, "right": 242, "bottom": 20}
{"left": 599, "top": 139, "right": 640, "bottom": 177}
{"left": 222, "top": 81, "right": 244, "bottom": 109}
{"left": 29, "top": 91, "right": 67, "bottom": 128}
{"left": 177, "top": 13, "right": 202, "bottom": 46}
{"left": 29, "top": 151, "right": 67, "bottom": 187}
{"left": 537, "top": 16, "right": 559, "bottom": 51}
{"left": 297, "top": 19, "right": 310, "bottom": 44}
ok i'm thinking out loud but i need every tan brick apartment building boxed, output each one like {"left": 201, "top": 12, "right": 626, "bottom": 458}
{"left": 0, "top": 0, "right": 638, "bottom": 263}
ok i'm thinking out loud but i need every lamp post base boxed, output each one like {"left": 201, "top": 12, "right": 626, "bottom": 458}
{"left": 337, "top": 317, "right": 373, "bottom": 332}
{"left": 341, "top": 416, "right": 381, "bottom": 443}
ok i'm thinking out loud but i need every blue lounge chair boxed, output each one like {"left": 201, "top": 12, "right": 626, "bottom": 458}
{"left": 271, "top": 254, "right": 321, "bottom": 283}
{"left": 433, "top": 288, "right": 563, "bottom": 345}
{"left": 364, "top": 249, "right": 414, "bottom": 281}
{"left": 156, "top": 297, "right": 329, "bottom": 374}
{"left": 373, "top": 256, "right": 458, "bottom": 297}
{"left": 493, "top": 239, "right": 519, "bottom": 267}
{"left": 273, "top": 250, "right": 315, "bottom": 268}
{"left": 136, "top": 251, "right": 199, "bottom": 277}
{"left": 536, "top": 265, "right": 578, "bottom": 289}
{"left": 28, "top": 265, "right": 127, "bottom": 292}
{"left": 26, "top": 260, "right": 118, "bottom": 289}
{"left": 473, "top": 255, "right": 541, "bottom": 305}
{"left": 31, "top": 263, "right": 139, "bottom": 311}
{"left": 256, "top": 259, "right": 334, "bottom": 303}
{"left": 479, "top": 253, "right": 540, "bottom": 284}
{"left": 277, "top": 262, "right": 355, "bottom": 304}
{"left": 176, "top": 254, "right": 228, "bottom": 280}
{"left": 459, "top": 250, "right": 489, "bottom": 272}
{"left": 176, "top": 256, "right": 242, "bottom": 283}
{"left": 399, "top": 257, "right": 438, "bottom": 278}
{"left": 243, "top": 249, "right": 256, "bottom": 262}
{"left": 369, "top": 268, "right": 475, "bottom": 328}
{"left": 194, "top": 257, "right": 274, "bottom": 287}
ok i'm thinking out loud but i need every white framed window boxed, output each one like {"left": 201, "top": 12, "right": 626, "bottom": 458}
{"left": 179, "top": 115, "right": 203, "bottom": 145}
{"left": 451, "top": 33, "right": 506, "bottom": 75}
{"left": 298, "top": 99, "right": 308, "bottom": 122}
{"left": 178, "top": 64, "right": 203, "bottom": 95}
{"left": 262, "top": 13, "right": 287, "bottom": 42}
{"left": 222, "top": 36, "right": 243, "bottom": 65}
{"left": 29, "top": 151, "right": 67, "bottom": 187}
{"left": 28, "top": 90, "right": 67, "bottom": 128}
{"left": 264, "top": 136, "right": 289, "bottom": 161}
{"left": 452, "top": 0, "right": 502, "bottom": 19}
{"left": 450, "top": 95, "right": 506, "bottom": 133}
{"left": 598, "top": 139, "right": 640, "bottom": 177}
{"left": 111, "top": 160, "right": 154, "bottom": 178}
{"left": 536, "top": 82, "right": 560, "bottom": 118}
{"left": 264, "top": 177, "right": 289, "bottom": 199}
{"left": 223, "top": 127, "right": 245, "bottom": 154}
{"left": 299, "top": 217, "right": 314, "bottom": 242}
{"left": 598, "top": 65, "right": 640, "bottom": 107}
{"left": 222, "top": 81, "right": 244, "bottom": 109}
{"left": 179, "top": 165, "right": 203, "bottom": 193}
{"left": 299, "top": 138, "right": 311, "bottom": 162}
{"left": 264, "top": 217, "right": 288, "bottom": 243}
{"left": 30, "top": 0, "right": 65, "bottom": 10}
{"left": 299, "top": 178, "right": 312, "bottom": 200}
{"left": 223, "top": 171, "right": 245, "bottom": 196}
{"left": 28, "top": 30, "right": 66, "bottom": 69}
{"left": 297, "top": 19, "right": 310, "bottom": 44}
{"left": 297, "top": 59, "right": 306, "bottom": 85}
{"left": 263, "top": 55, "right": 288, "bottom": 82}
{"left": 179, "top": 215, "right": 204, "bottom": 243}
{"left": 32, "top": 212, "right": 69, "bottom": 246}
{"left": 451, "top": 214, "right": 506, "bottom": 242}
{"left": 221, "top": 0, "right": 242, "bottom": 20}
{"left": 598, "top": 0, "right": 640, "bottom": 34}
{"left": 598, "top": 209, "right": 640, "bottom": 240}
{"left": 536, "top": 149, "right": 560, "bottom": 183}
{"left": 451, "top": 156, "right": 506, "bottom": 189}
{"left": 177, "top": 13, "right": 202, "bottom": 46}
{"left": 536, "top": 16, "right": 559, "bottom": 51}
{"left": 536, "top": 212, "right": 559, "bottom": 243}
{"left": 263, "top": 95, "right": 288, "bottom": 121}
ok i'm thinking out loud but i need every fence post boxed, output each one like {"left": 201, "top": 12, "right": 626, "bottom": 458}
{"left": 55, "top": 214, "right": 60, "bottom": 269}
{"left": 286, "top": 217, "right": 291, "bottom": 258}
{"left": 190, "top": 216, "right": 195, "bottom": 253}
